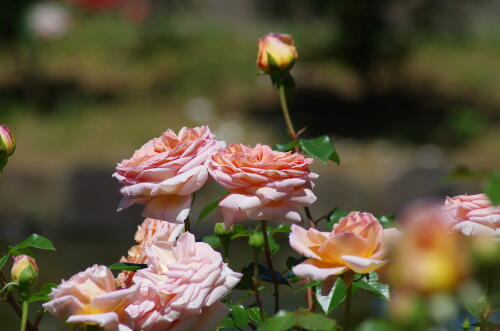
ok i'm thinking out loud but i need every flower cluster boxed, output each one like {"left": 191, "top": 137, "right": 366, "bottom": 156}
{"left": 44, "top": 218, "right": 241, "bottom": 330}
{"left": 113, "top": 127, "right": 318, "bottom": 226}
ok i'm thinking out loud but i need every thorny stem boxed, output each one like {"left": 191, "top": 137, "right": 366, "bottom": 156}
{"left": 260, "top": 221, "right": 280, "bottom": 313}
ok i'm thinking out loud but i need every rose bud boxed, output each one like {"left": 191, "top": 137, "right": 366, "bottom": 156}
{"left": 248, "top": 232, "right": 264, "bottom": 250}
{"left": 0, "top": 124, "right": 15, "bottom": 157}
{"left": 257, "top": 33, "right": 298, "bottom": 73}
{"left": 11, "top": 255, "right": 39, "bottom": 296}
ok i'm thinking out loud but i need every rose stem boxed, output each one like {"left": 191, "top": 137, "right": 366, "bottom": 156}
{"left": 260, "top": 220, "right": 280, "bottom": 313}
{"left": 0, "top": 273, "right": 36, "bottom": 331}
{"left": 344, "top": 282, "right": 353, "bottom": 331}
{"left": 253, "top": 249, "right": 265, "bottom": 320}
{"left": 277, "top": 83, "right": 297, "bottom": 140}
{"left": 20, "top": 300, "right": 29, "bottom": 331}
{"left": 184, "top": 216, "right": 191, "bottom": 233}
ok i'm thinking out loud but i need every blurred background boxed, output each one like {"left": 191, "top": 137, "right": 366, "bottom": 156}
{"left": 0, "top": 0, "right": 499, "bottom": 329}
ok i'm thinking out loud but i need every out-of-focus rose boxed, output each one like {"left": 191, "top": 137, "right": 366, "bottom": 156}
{"left": 290, "top": 212, "right": 399, "bottom": 283}
{"left": 387, "top": 206, "right": 469, "bottom": 294}
{"left": 443, "top": 193, "right": 500, "bottom": 236}
{"left": 208, "top": 144, "right": 318, "bottom": 227}
{"left": 0, "top": 124, "right": 15, "bottom": 157}
{"left": 116, "top": 218, "right": 184, "bottom": 288}
{"left": 11, "top": 255, "right": 38, "bottom": 294}
{"left": 43, "top": 265, "right": 136, "bottom": 331}
{"left": 257, "top": 33, "right": 298, "bottom": 73}
{"left": 126, "top": 232, "right": 241, "bottom": 330}
{"left": 113, "top": 126, "right": 225, "bottom": 223}
{"left": 71, "top": 0, "right": 120, "bottom": 11}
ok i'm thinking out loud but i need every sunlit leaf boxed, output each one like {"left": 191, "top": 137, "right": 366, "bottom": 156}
{"left": 231, "top": 305, "right": 249, "bottom": 328}
{"left": 248, "top": 307, "right": 265, "bottom": 325}
{"left": 353, "top": 272, "right": 389, "bottom": 301}
{"left": 219, "top": 317, "right": 236, "bottom": 329}
{"left": 16, "top": 234, "right": 55, "bottom": 251}
{"left": 316, "top": 277, "right": 346, "bottom": 314}
{"left": 108, "top": 262, "right": 147, "bottom": 272}
{"left": 299, "top": 136, "right": 333, "bottom": 163}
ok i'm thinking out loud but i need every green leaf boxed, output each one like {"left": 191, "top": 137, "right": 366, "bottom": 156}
{"left": 267, "top": 231, "right": 280, "bottom": 255}
{"left": 108, "top": 262, "right": 147, "bottom": 272}
{"left": 231, "top": 305, "right": 249, "bottom": 328}
{"left": 197, "top": 200, "right": 219, "bottom": 224}
{"left": 269, "top": 224, "right": 291, "bottom": 234}
{"left": 316, "top": 277, "right": 347, "bottom": 315}
{"left": 248, "top": 307, "right": 265, "bottom": 325}
{"left": 299, "top": 136, "right": 339, "bottom": 164}
{"left": 377, "top": 214, "right": 395, "bottom": 228}
{"left": 464, "top": 293, "right": 488, "bottom": 317}
{"left": 28, "top": 283, "right": 57, "bottom": 303}
{"left": 0, "top": 254, "right": 9, "bottom": 271}
{"left": 326, "top": 208, "right": 350, "bottom": 230}
{"left": 258, "top": 310, "right": 296, "bottom": 331}
{"left": 353, "top": 272, "right": 390, "bottom": 301}
{"left": 219, "top": 317, "right": 236, "bottom": 329}
{"left": 15, "top": 234, "right": 55, "bottom": 251}
{"left": 235, "top": 264, "right": 254, "bottom": 291}
{"left": 484, "top": 171, "right": 500, "bottom": 205}
{"left": 202, "top": 235, "right": 221, "bottom": 249}
{"left": 274, "top": 141, "right": 298, "bottom": 152}
{"left": 356, "top": 319, "right": 401, "bottom": 331}
{"left": 295, "top": 311, "right": 337, "bottom": 331}
{"left": 8, "top": 245, "right": 35, "bottom": 257}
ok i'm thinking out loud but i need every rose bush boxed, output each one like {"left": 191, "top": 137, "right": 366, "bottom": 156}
{"left": 113, "top": 126, "right": 225, "bottom": 223}
{"left": 208, "top": 143, "right": 318, "bottom": 227}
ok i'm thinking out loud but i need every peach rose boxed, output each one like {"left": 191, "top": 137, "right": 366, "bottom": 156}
{"left": 443, "top": 193, "right": 500, "bottom": 236}
{"left": 43, "top": 265, "right": 136, "bottom": 331}
{"left": 290, "top": 212, "right": 399, "bottom": 281}
{"left": 113, "top": 126, "right": 225, "bottom": 223}
{"left": 387, "top": 206, "right": 469, "bottom": 294}
{"left": 208, "top": 144, "right": 318, "bottom": 227}
{"left": 126, "top": 232, "right": 241, "bottom": 330}
{"left": 116, "top": 218, "right": 184, "bottom": 288}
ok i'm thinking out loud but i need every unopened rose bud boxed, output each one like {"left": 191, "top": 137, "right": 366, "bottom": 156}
{"left": 257, "top": 33, "right": 298, "bottom": 73}
{"left": 248, "top": 232, "right": 264, "bottom": 249}
{"left": 11, "top": 255, "right": 39, "bottom": 296}
{"left": 0, "top": 125, "right": 15, "bottom": 157}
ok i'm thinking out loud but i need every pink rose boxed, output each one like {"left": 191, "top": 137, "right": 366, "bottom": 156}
{"left": 208, "top": 144, "right": 318, "bottom": 227}
{"left": 116, "top": 218, "right": 184, "bottom": 288}
{"left": 443, "top": 193, "right": 500, "bottom": 236}
{"left": 290, "top": 212, "right": 399, "bottom": 282}
{"left": 113, "top": 126, "right": 225, "bottom": 223}
{"left": 126, "top": 232, "right": 241, "bottom": 330}
{"left": 43, "top": 265, "right": 136, "bottom": 331}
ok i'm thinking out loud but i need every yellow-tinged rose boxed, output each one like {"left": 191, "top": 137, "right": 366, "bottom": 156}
{"left": 0, "top": 124, "right": 15, "bottom": 157}
{"left": 11, "top": 255, "right": 38, "bottom": 294}
{"left": 387, "top": 206, "right": 470, "bottom": 294}
{"left": 257, "top": 33, "right": 298, "bottom": 73}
